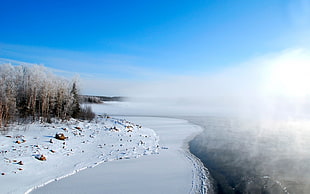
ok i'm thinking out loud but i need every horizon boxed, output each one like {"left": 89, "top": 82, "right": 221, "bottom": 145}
{"left": 2, "top": 2, "right": 310, "bottom": 193}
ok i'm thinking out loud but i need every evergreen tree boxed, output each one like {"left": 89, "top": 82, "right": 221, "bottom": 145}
{"left": 70, "top": 82, "right": 81, "bottom": 118}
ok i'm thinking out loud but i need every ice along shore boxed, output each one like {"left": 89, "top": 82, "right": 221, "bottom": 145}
{"left": 32, "top": 116, "right": 211, "bottom": 194}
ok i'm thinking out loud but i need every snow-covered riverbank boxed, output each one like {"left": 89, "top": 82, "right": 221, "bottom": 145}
{"left": 32, "top": 116, "right": 211, "bottom": 194}
{"left": 1, "top": 102, "right": 211, "bottom": 193}
{"left": 0, "top": 115, "right": 159, "bottom": 194}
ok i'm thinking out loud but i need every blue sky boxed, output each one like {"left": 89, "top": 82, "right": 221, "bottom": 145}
{"left": 1, "top": 0, "right": 310, "bottom": 95}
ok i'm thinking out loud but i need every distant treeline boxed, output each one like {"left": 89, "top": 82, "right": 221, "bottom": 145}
{"left": 0, "top": 64, "right": 94, "bottom": 128}
{"left": 80, "top": 95, "right": 125, "bottom": 104}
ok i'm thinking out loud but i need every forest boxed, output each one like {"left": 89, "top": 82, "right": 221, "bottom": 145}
{"left": 0, "top": 63, "right": 93, "bottom": 128}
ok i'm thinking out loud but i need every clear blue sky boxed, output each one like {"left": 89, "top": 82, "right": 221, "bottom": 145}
{"left": 0, "top": 0, "right": 309, "bottom": 94}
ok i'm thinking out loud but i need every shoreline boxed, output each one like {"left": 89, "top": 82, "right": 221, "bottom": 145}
{"left": 181, "top": 120, "right": 215, "bottom": 194}
{"left": 31, "top": 116, "right": 211, "bottom": 194}
{"left": 186, "top": 116, "right": 296, "bottom": 194}
{"left": 124, "top": 116, "right": 212, "bottom": 194}
{"left": 180, "top": 119, "right": 212, "bottom": 194}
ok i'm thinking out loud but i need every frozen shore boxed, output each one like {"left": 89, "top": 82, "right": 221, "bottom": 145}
{"left": 32, "top": 116, "right": 211, "bottom": 194}
{"left": 1, "top": 101, "right": 211, "bottom": 193}
{"left": 0, "top": 116, "right": 159, "bottom": 194}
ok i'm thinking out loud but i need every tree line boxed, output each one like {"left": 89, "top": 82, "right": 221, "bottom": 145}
{"left": 79, "top": 95, "right": 125, "bottom": 104}
{"left": 0, "top": 63, "right": 89, "bottom": 128}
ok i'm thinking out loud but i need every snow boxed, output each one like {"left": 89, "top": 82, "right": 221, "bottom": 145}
{"left": 32, "top": 116, "right": 210, "bottom": 194}
{"left": 0, "top": 115, "right": 159, "bottom": 194}
{"left": 1, "top": 103, "right": 211, "bottom": 194}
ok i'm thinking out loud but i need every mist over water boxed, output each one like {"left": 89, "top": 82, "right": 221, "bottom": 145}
{"left": 97, "top": 98, "right": 310, "bottom": 193}
{"left": 188, "top": 116, "right": 310, "bottom": 194}
{"left": 93, "top": 49, "right": 310, "bottom": 194}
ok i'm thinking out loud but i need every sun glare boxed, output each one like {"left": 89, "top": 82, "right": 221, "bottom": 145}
{"left": 264, "top": 51, "right": 310, "bottom": 98}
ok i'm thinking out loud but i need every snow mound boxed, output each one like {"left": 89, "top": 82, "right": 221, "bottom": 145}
{"left": 0, "top": 115, "right": 159, "bottom": 194}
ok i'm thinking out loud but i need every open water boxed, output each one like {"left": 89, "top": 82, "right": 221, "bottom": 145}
{"left": 187, "top": 116, "right": 310, "bottom": 194}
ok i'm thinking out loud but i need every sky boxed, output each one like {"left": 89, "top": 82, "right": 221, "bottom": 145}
{"left": 1, "top": 0, "right": 310, "bottom": 100}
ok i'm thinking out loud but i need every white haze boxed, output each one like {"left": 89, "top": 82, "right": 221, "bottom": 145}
{"left": 82, "top": 48, "right": 310, "bottom": 119}
{"left": 90, "top": 48, "right": 310, "bottom": 193}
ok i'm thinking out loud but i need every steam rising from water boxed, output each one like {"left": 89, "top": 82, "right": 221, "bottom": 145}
{"left": 99, "top": 48, "right": 310, "bottom": 119}
{"left": 94, "top": 48, "right": 310, "bottom": 193}
{"left": 187, "top": 116, "right": 310, "bottom": 193}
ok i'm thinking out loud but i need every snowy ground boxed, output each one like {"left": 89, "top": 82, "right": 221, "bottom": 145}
{"left": 0, "top": 115, "right": 159, "bottom": 194}
{"left": 32, "top": 116, "right": 211, "bottom": 194}
{"left": 1, "top": 102, "right": 210, "bottom": 194}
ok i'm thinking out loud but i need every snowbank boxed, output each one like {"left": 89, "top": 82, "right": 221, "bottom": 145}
{"left": 32, "top": 116, "right": 211, "bottom": 194}
{"left": 0, "top": 116, "right": 159, "bottom": 194}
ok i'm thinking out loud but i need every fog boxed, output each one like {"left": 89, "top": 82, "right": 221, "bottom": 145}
{"left": 90, "top": 49, "right": 310, "bottom": 119}
{"left": 92, "top": 48, "right": 310, "bottom": 193}
{"left": 188, "top": 116, "right": 310, "bottom": 193}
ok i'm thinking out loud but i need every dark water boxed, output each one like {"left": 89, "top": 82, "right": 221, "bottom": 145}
{"left": 187, "top": 116, "right": 310, "bottom": 194}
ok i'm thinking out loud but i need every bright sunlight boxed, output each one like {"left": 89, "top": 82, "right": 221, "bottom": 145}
{"left": 263, "top": 49, "right": 310, "bottom": 98}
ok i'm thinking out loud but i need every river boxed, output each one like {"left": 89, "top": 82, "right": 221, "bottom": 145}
{"left": 187, "top": 116, "right": 310, "bottom": 194}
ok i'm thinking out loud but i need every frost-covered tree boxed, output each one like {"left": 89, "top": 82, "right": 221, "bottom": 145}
{"left": 0, "top": 63, "right": 88, "bottom": 127}
{"left": 0, "top": 64, "right": 17, "bottom": 127}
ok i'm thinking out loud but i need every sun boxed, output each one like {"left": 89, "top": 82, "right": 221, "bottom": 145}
{"left": 263, "top": 50, "right": 310, "bottom": 98}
